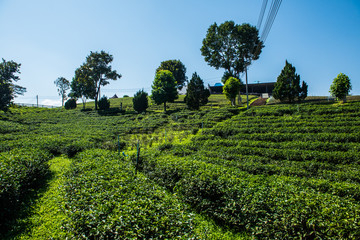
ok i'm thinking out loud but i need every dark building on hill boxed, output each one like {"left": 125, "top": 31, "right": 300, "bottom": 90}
{"left": 208, "top": 82, "right": 276, "bottom": 97}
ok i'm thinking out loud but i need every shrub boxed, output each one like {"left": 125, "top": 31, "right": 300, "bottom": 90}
{"left": 98, "top": 96, "right": 110, "bottom": 110}
{"left": 329, "top": 73, "right": 352, "bottom": 102}
{"left": 64, "top": 98, "right": 77, "bottom": 110}
{"left": 0, "top": 148, "right": 52, "bottom": 233}
{"left": 133, "top": 89, "right": 148, "bottom": 113}
{"left": 63, "top": 149, "right": 199, "bottom": 239}
{"left": 223, "top": 77, "right": 241, "bottom": 106}
{"left": 185, "top": 72, "right": 210, "bottom": 110}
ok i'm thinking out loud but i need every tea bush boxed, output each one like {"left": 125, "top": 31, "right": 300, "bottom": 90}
{"left": 0, "top": 148, "right": 52, "bottom": 232}
{"left": 62, "top": 149, "right": 200, "bottom": 239}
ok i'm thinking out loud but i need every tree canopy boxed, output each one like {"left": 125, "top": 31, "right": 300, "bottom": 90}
{"left": 54, "top": 77, "right": 70, "bottom": 108}
{"left": 74, "top": 51, "right": 121, "bottom": 110}
{"left": 184, "top": 72, "right": 210, "bottom": 110}
{"left": 151, "top": 70, "right": 178, "bottom": 112}
{"left": 201, "top": 21, "right": 263, "bottom": 83}
{"left": 330, "top": 73, "right": 352, "bottom": 102}
{"left": 273, "top": 60, "right": 308, "bottom": 103}
{"left": 0, "top": 59, "right": 26, "bottom": 111}
{"left": 69, "top": 66, "right": 96, "bottom": 109}
{"left": 156, "top": 60, "right": 187, "bottom": 90}
{"left": 133, "top": 89, "right": 149, "bottom": 113}
{"left": 223, "top": 77, "right": 241, "bottom": 106}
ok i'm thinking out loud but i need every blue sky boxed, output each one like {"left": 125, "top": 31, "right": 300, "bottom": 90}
{"left": 1, "top": 0, "right": 359, "bottom": 106}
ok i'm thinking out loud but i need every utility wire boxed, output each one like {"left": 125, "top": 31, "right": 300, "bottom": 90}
{"left": 260, "top": 0, "right": 282, "bottom": 43}
{"left": 257, "top": 0, "right": 268, "bottom": 30}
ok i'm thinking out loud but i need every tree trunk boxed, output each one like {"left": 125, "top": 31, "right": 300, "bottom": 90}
{"left": 164, "top": 102, "right": 166, "bottom": 112}
{"left": 238, "top": 91, "right": 242, "bottom": 105}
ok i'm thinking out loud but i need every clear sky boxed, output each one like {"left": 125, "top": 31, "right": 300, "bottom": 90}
{"left": 1, "top": 0, "right": 359, "bottom": 106}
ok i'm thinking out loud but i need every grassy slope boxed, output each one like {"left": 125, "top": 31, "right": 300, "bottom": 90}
{"left": 1, "top": 94, "right": 250, "bottom": 239}
{"left": 1, "top": 95, "right": 360, "bottom": 239}
{"left": 14, "top": 157, "right": 72, "bottom": 240}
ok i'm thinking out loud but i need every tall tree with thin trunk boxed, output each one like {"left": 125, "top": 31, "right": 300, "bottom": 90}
{"left": 54, "top": 77, "right": 70, "bottom": 107}
{"left": 79, "top": 51, "right": 121, "bottom": 110}
{"left": 69, "top": 66, "right": 96, "bottom": 109}
{"left": 0, "top": 59, "right": 26, "bottom": 111}
{"left": 201, "top": 21, "right": 263, "bottom": 108}
{"left": 201, "top": 21, "right": 263, "bottom": 82}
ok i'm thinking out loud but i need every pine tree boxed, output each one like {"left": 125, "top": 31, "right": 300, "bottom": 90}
{"left": 133, "top": 89, "right": 149, "bottom": 113}
{"left": 273, "top": 60, "right": 307, "bottom": 103}
{"left": 185, "top": 72, "right": 210, "bottom": 110}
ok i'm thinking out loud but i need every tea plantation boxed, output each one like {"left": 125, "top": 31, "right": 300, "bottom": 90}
{"left": 1, "top": 95, "right": 360, "bottom": 239}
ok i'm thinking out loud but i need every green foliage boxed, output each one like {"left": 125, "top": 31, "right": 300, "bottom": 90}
{"left": 2, "top": 97, "right": 360, "bottom": 239}
{"left": 156, "top": 59, "right": 187, "bottom": 90}
{"left": 98, "top": 96, "right": 110, "bottom": 110}
{"left": 330, "top": 73, "right": 352, "bottom": 102}
{"left": 63, "top": 149, "right": 200, "bottom": 239}
{"left": 7, "top": 157, "right": 72, "bottom": 239}
{"left": 273, "top": 60, "right": 308, "bottom": 103}
{"left": 64, "top": 98, "right": 77, "bottom": 110}
{"left": 54, "top": 77, "right": 70, "bottom": 107}
{"left": 133, "top": 89, "right": 148, "bottom": 113}
{"left": 0, "top": 148, "right": 52, "bottom": 233}
{"left": 139, "top": 101, "right": 360, "bottom": 239}
{"left": 185, "top": 72, "right": 210, "bottom": 110}
{"left": 223, "top": 77, "right": 241, "bottom": 106}
{"left": 0, "top": 59, "right": 26, "bottom": 111}
{"left": 75, "top": 51, "right": 121, "bottom": 110}
{"left": 69, "top": 66, "right": 95, "bottom": 109}
{"left": 201, "top": 21, "right": 263, "bottom": 80}
{"left": 151, "top": 70, "right": 178, "bottom": 112}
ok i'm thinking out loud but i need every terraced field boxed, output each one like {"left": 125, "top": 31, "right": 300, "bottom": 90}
{"left": 1, "top": 96, "right": 360, "bottom": 239}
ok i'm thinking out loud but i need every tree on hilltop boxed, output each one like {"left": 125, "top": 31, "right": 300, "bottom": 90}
{"left": 0, "top": 59, "right": 26, "bottom": 111}
{"left": 156, "top": 60, "right": 187, "bottom": 90}
{"left": 184, "top": 72, "right": 210, "bottom": 110}
{"left": 273, "top": 60, "right": 308, "bottom": 103}
{"left": 201, "top": 21, "right": 263, "bottom": 82}
{"left": 75, "top": 51, "right": 121, "bottom": 110}
{"left": 223, "top": 77, "right": 241, "bottom": 106}
{"left": 133, "top": 89, "right": 149, "bottom": 113}
{"left": 201, "top": 21, "right": 263, "bottom": 109}
{"left": 69, "top": 65, "right": 96, "bottom": 110}
{"left": 330, "top": 73, "right": 352, "bottom": 103}
{"left": 54, "top": 77, "right": 70, "bottom": 108}
{"left": 151, "top": 70, "right": 178, "bottom": 112}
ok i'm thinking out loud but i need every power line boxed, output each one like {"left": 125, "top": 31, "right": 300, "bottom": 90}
{"left": 261, "top": 0, "right": 276, "bottom": 41}
{"left": 257, "top": 0, "right": 268, "bottom": 30}
{"left": 260, "top": 0, "right": 282, "bottom": 43}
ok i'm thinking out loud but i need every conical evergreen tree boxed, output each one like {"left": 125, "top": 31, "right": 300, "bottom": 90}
{"left": 185, "top": 72, "right": 210, "bottom": 110}
{"left": 273, "top": 60, "right": 307, "bottom": 103}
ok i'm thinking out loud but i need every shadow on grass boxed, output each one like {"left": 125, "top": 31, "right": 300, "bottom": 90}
{"left": 1, "top": 171, "right": 55, "bottom": 240}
